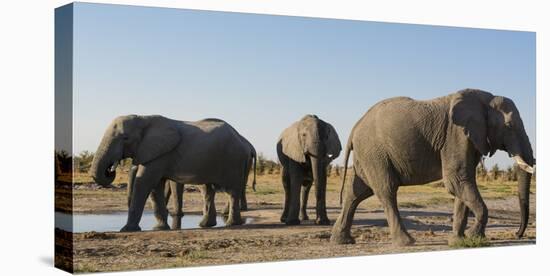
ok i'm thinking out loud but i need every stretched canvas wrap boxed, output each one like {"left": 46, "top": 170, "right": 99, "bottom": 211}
{"left": 55, "top": 2, "right": 536, "bottom": 273}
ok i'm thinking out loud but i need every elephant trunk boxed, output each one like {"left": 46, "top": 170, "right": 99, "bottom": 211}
{"left": 515, "top": 149, "right": 534, "bottom": 238}
{"left": 310, "top": 156, "right": 327, "bottom": 217}
{"left": 90, "top": 139, "right": 120, "bottom": 187}
{"left": 516, "top": 169, "right": 531, "bottom": 238}
{"left": 512, "top": 135, "right": 535, "bottom": 239}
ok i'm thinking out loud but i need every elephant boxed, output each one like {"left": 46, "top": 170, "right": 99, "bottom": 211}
{"left": 330, "top": 89, "right": 535, "bottom": 246}
{"left": 90, "top": 115, "right": 254, "bottom": 231}
{"left": 125, "top": 136, "right": 256, "bottom": 230}
{"left": 277, "top": 115, "right": 342, "bottom": 225}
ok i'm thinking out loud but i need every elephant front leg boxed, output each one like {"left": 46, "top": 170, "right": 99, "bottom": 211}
{"left": 448, "top": 197, "right": 470, "bottom": 245}
{"left": 121, "top": 164, "right": 162, "bottom": 232}
{"left": 314, "top": 179, "right": 330, "bottom": 225}
{"left": 199, "top": 184, "right": 217, "bottom": 228}
{"left": 331, "top": 174, "right": 372, "bottom": 244}
{"left": 151, "top": 180, "right": 170, "bottom": 231}
{"left": 280, "top": 166, "right": 291, "bottom": 223}
{"left": 126, "top": 165, "right": 138, "bottom": 209}
{"left": 300, "top": 182, "right": 312, "bottom": 221}
{"left": 456, "top": 182, "right": 488, "bottom": 238}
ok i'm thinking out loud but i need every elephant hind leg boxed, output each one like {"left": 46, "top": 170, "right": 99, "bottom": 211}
{"left": 371, "top": 170, "right": 414, "bottom": 246}
{"left": 331, "top": 173, "right": 373, "bottom": 244}
{"left": 199, "top": 184, "right": 217, "bottom": 228}
{"left": 300, "top": 181, "right": 313, "bottom": 221}
{"left": 151, "top": 180, "right": 170, "bottom": 231}
{"left": 225, "top": 187, "right": 244, "bottom": 226}
{"left": 377, "top": 191, "right": 415, "bottom": 246}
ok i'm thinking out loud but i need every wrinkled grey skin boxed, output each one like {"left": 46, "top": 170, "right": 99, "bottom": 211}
{"left": 126, "top": 135, "right": 256, "bottom": 230}
{"left": 331, "top": 89, "right": 535, "bottom": 246}
{"left": 277, "top": 115, "right": 342, "bottom": 225}
{"left": 90, "top": 115, "right": 252, "bottom": 232}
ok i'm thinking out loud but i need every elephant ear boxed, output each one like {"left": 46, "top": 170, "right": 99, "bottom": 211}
{"left": 136, "top": 116, "right": 181, "bottom": 164}
{"left": 450, "top": 93, "right": 490, "bottom": 156}
{"left": 325, "top": 123, "right": 342, "bottom": 158}
{"left": 280, "top": 121, "right": 306, "bottom": 163}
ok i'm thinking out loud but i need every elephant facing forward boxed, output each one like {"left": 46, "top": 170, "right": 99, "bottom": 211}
{"left": 91, "top": 115, "right": 253, "bottom": 231}
{"left": 277, "top": 115, "right": 342, "bottom": 225}
{"left": 331, "top": 89, "right": 535, "bottom": 246}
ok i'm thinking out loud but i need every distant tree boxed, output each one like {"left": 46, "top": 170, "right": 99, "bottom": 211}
{"left": 55, "top": 150, "right": 72, "bottom": 174}
{"left": 476, "top": 161, "right": 488, "bottom": 181}
{"left": 334, "top": 164, "right": 341, "bottom": 177}
{"left": 257, "top": 153, "right": 267, "bottom": 175}
{"left": 509, "top": 164, "right": 519, "bottom": 181}
{"left": 274, "top": 162, "right": 281, "bottom": 175}
{"left": 490, "top": 164, "right": 500, "bottom": 181}
{"left": 76, "top": 151, "right": 94, "bottom": 173}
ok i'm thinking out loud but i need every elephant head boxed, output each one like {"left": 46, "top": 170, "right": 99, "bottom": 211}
{"left": 281, "top": 114, "right": 342, "bottom": 183}
{"left": 90, "top": 115, "right": 181, "bottom": 186}
{"left": 450, "top": 89, "right": 535, "bottom": 237}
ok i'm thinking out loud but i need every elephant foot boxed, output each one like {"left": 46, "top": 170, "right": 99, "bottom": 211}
{"left": 280, "top": 215, "right": 287, "bottom": 223}
{"left": 120, "top": 224, "right": 141, "bottom": 232}
{"left": 315, "top": 217, "right": 331, "bottom": 225}
{"left": 152, "top": 223, "right": 170, "bottom": 231}
{"left": 225, "top": 216, "right": 244, "bottom": 226}
{"left": 240, "top": 203, "right": 248, "bottom": 211}
{"left": 199, "top": 216, "right": 217, "bottom": 228}
{"left": 466, "top": 227, "right": 486, "bottom": 239}
{"left": 300, "top": 214, "right": 309, "bottom": 221}
{"left": 330, "top": 232, "right": 356, "bottom": 245}
{"left": 447, "top": 235, "right": 465, "bottom": 246}
{"left": 285, "top": 218, "right": 301, "bottom": 225}
{"left": 392, "top": 232, "right": 415, "bottom": 247}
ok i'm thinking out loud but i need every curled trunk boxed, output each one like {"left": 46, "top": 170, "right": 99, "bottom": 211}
{"left": 90, "top": 143, "right": 118, "bottom": 187}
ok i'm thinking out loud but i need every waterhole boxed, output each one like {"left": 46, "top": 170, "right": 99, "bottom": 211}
{"left": 55, "top": 211, "right": 251, "bottom": 233}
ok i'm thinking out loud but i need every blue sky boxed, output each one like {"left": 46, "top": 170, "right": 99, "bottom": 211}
{"left": 72, "top": 3, "right": 535, "bottom": 168}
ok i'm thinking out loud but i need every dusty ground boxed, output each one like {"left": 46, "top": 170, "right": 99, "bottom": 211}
{"left": 57, "top": 172, "right": 536, "bottom": 273}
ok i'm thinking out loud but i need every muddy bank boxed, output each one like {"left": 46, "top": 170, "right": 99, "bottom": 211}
{"left": 66, "top": 196, "right": 536, "bottom": 273}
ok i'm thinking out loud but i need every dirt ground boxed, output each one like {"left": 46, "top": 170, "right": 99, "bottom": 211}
{"left": 58, "top": 173, "right": 536, "bottom": 273}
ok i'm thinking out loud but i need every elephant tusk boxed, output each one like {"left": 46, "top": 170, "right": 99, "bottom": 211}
{"left": 513, "top": 156, "right": 535, "bottom": 174}
{"left": 109, "top": 162, "right": 119, "bottom": 173}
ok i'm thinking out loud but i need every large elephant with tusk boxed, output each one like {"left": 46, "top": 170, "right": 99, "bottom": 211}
{"left": 331, "top": 89, "right": 535, "bottom": 246}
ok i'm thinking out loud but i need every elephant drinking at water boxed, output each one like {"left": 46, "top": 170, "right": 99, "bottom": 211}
{"left": 331, "top": 89, "right": 535, "bottom": 246}
{"left": 125, "top": 136, "right": 256, "bottom": 230}
{"left": 90, "top": 115, "right": 253, "bottom": 231}
{"left": 277, "top": 115, "right": 342, "bottom": 225}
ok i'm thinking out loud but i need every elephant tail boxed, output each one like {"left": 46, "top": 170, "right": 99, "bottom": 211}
{"left": 339, "top": 139, "right": 353, "bottom": 206}
{"left": 252, "top": 152, "right": 257, "bottom": 192}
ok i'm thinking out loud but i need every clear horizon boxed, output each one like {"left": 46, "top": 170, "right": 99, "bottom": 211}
{"left": 71, "top": 3, "right": 536, "bottom": 168}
